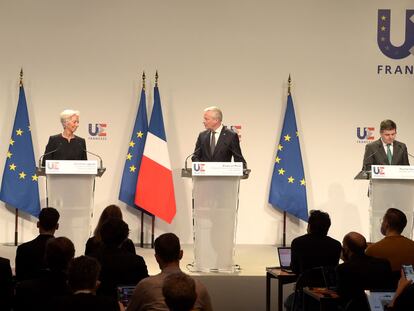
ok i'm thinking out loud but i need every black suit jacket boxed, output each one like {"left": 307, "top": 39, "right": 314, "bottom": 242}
{"left": 0, "top": 257, "right": 13, "bottom": 311}
{"left": 192, "top": 126, "right": 246, "bottom": 167}
{"left": 15, "top": 234, "right": 54, "bottom": 281}
{"left": 362, "top": 139, "right": 409, "bottom": 171}
{"left": 291, "top": 233, "right": 342, "bottom": 275}
{"left": 336, "top": 254, "right": 393, "bottom": 305}
{"left": 42, "top": 134, "right": 87, "bottom": 166}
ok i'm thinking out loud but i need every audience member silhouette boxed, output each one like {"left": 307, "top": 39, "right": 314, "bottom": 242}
{"left": 15, "top": 236, "right": 75, "bottom": 310}
{"left": 15, "top": 207, "right": 60, "bottom": 281}
{"left": 390, "top": 270, "right": 414, "bottom": 311}
{"left": 291, "top": 210, "right": 342, "bottom": 274}
{"left": 52, "top": 255, "right": 124, "bottom": 311}
{"left": 127, "top": 233, "right": 212, "bottom": 311}
{"left": 162, "top": 272, "right": 197, "bottom": 311}
{"left": 0, "top": 256, "right": 13, "bottom": 311}
{"left": 85, "top": 204, "right": 135, "bottom": 257}
{"left": 336, "top": 232, "right": 393, "bottom": 310}
{"left": 93, "top": 217, "right": 148, "bottom": 299}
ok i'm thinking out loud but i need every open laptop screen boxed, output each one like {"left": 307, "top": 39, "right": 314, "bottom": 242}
{"left": 277, "top": 247, "right": 291, "bottom": 269}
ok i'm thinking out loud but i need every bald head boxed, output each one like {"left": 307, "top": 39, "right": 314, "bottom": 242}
{"left": 342, "top": 232, "right": 367, "bottom": 259}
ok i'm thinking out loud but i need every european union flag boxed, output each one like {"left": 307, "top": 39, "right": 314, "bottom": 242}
{"left": 119, "top": 86, "right": 148, "bottom": 207}
{"left": 269, "top": 94, "right": 308, "bottom": 221}
{"left": 0, "top": 85, "right": 40, "bottom": 217}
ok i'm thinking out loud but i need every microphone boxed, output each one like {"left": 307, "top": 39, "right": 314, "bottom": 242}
{"left": 74, "top": 140, "right": 103, "bottom": 169}
{"left": 362, "top": 144, "right": 382, "bottom": 172}
{"left": 223, "top": 142, "right": 248, "bottom": 169}
{"left": 185, "top": 147, "right": 201, "bottom": 171}
{"left": 38, "top": 143, "right": 62, "bottom": 168}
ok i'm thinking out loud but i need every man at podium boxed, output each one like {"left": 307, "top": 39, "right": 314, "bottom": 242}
{"left": 42, "top": 109, "right": 87, "bottom": 166}
{"left": 362, "top": 119, "right": 409, "bottom": 171}
{"left": 191, "top": 106, "right": 246, "bottom": 167}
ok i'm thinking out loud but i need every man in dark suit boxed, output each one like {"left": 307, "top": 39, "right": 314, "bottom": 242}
{"left": 15, "top": 207, "right": 60, "bottom": 281}
{"left": 192, "top": 106, "right": 247, "bottom": 168}
{"left": 290, "top": 210, "right": 342, "bottom": 275}
{"left": 336, "top": 232, "right": 393, "bottom": 310}
{"left": 15, "top": 237, "right": 75, "bottom": 311}
{"left": 362, "top": 119, "right": 409, "bottom": 171}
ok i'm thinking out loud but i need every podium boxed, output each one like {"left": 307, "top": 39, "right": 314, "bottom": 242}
{"left": 182, "top": 162, "right": 249, "bottom": 272}
{"left": 356, "top": 165, "right": 414, "bottom": 242}
{"left": 37, "top": 160, "right": 105, "bottom": 254}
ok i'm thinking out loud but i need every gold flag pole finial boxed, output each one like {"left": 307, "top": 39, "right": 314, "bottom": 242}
{"left": 142, "top": 71, "right": 146, "bottom": 90}
{"left": 288, "top": 74, "right": 292, "bottom": 95}
{"left": 19, "top": 68, "right": 24, "bottom": 86}
{"left": 155, "top": 70, "right": 159, "bottom": 87}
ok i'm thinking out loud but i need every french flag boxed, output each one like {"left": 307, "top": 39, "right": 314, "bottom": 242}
{"left": 135, "top": 85, "right": 176, "bottom": 223}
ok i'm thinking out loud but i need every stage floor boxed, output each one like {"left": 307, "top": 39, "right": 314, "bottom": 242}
{"left": 0, "top": 244, "right": 290, "bottom": 310}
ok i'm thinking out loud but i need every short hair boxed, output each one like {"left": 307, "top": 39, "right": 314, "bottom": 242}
{"left": 154, "top": 233, "right": 181, "bottom": 263}
{"left": 60, "top": 109, "right": 80, "bottom": 128}
{"left": 384, "top": 208, "right": 407, "bottom": 234}
{"left": 45, "top": 237, "right": 75, "bottom": 271}
{"left": 162, "top": 272, "right": 197, "bottom": 311}
{"left": 94, "top": 204, "right": 123, "bottom": 241}
{"left": 68, "top": 256, "right": 101, "bottom": 292}
{"left": 204, "top": 106, "right": 223, "bottom": 121}
{"left": 38, "top": 207, "right": 60, "bottom": 231}
{"left": 343, "top": 232, "right": 367, "bottom": 256}
{"left": 380, "top": 119, "right": 397, "bottom": 132}
{"left": 100, "top": 217, "right": 129, "bottom": 247}
{"left": 308, "top": 210, "right": 331, "bottom": 236}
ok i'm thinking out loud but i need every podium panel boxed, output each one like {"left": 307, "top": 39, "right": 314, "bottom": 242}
{"left": 192, "top": 176, "right": 240, "bottom": 272}
{"left": 47, "top": 174, "right": 94, "bottom": 255}
{"left": 370, "top": 179, "right": 414, "bottom": 242}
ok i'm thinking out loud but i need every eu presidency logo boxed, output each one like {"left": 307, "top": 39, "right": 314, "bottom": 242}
{"left": 377, "top": 9, "right": 414, "bottom": 60}
{"left": 88, "top": 123, "right": 107, "bottom": 140}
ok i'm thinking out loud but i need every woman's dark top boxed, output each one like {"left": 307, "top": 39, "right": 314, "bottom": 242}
{"left": 42, "top": 134, "right": 87, "bottom": 166}
{"left": 85, "top": 237, "right": 136, "bottom": 257}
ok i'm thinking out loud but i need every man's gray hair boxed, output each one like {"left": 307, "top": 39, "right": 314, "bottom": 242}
{"left": 204, "top": 106, "right": 222, "bottom": 121}
{"left": 60, "top": 109, "right": 80, "bottom": 128}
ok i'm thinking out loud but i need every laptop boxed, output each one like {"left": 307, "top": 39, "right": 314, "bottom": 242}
{"left": 277, "top": 247, "right": 292, "bottom": 273}
{"left": 117, "top": 285, "right": 136, "bottom": 307}
{"left": 365, "top": 290, "right": 395, "bottom": 311}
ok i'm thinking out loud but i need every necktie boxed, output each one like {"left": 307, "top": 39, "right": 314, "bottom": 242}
{"left": 387, "top": 144, "right": 392, "bottom": 164}
{"left": 210, "top": 131, "right": 216, "bottom": 155}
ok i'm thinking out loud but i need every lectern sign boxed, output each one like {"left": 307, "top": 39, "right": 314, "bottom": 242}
{"left": 46, "top": 160, "right": 98, "bottom": 175}
{"left": 371, "top": 165, "right": 414, "bottom": 179}
{"left": 192, "top": 162, "right": 243, "bottom": 176}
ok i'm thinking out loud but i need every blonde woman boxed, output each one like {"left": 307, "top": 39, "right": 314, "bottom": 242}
{"left": 42, "top": 109, "right": 87, "bottom": 166}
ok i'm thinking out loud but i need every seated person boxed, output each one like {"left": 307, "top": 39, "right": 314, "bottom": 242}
{"left": 366, "top": 208, "right": 414, "bottom": 285}
{"left": 389, "top": 270, "right": 414, "bottom": 311}
{"left": 85, "top": 204, "right": 135, "bottom": 257}
{"left": 127, "top": 233, "right": 212, "bottom": 311}
{"left": 15, "top": 237, "right": 75, "bottom": 311}
{"left": 291, "top": 210, "right": 342, "bottom": 274}
{"left": 0, "top": 256, "right": 13, "bottom": 311}
{"left": 162, "top": 272, "right": 197, "bottom": 311}
{"left": 15, "top": 207, "right": 60, "bottom": 281}
{"left": 336, "top": 232, "right": 393, "bottom": 310}
{"left": 52, "top": 255, "right": 123, "bottom": 311}
{"left": 94, "top": 218, "right": 148, "bottom": 299}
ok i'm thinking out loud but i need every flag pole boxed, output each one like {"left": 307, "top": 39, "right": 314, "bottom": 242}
{"left": 139, "top": 71, "right": 146, "bottom": 248}
{"left": 13, "top": 68, "right": 25, "bottom": 246}
{"left": 282, "top": 74, "right": 292, "bottom": 247}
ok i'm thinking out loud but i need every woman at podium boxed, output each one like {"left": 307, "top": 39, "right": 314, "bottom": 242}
{"left": 42, "top": 109, "right": 87, "bottom": 166}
